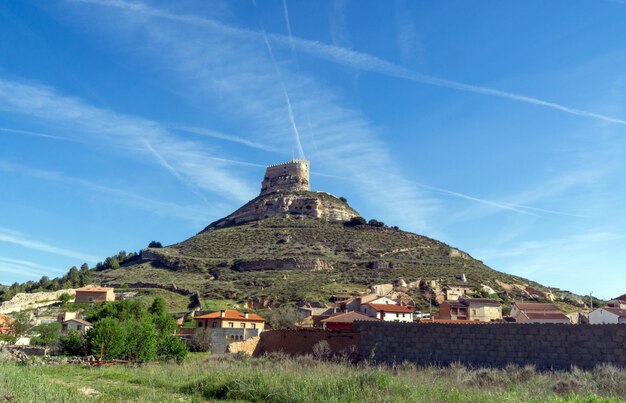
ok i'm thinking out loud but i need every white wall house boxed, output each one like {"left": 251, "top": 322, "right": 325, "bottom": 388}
{"left": 362, "top": 303, "right": 413, "bottom": 323}
{"left": 589, "top": 308, "right": 626, "bottom": 325}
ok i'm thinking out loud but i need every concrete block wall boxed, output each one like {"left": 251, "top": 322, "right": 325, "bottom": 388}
{"left": 355, "top": 322, "right": 626, "bottom": 369}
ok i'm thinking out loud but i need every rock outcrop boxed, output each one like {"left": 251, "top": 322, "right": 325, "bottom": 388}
{"left": 233, "top": 258, "right": 334, "bottom": 272}
{"left": 0, "top": 289, "right": 75, "bottom": 314}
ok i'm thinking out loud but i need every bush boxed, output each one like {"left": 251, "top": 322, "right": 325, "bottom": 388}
{"left": 158, "top": 334, "right": 188, "bottom": 363}
{"left": 189, "top": 329, "right": 212, "bottom": 352}
{"left": 343, "top": 216, "right": 366, "bottom": 227}
{"left": 339, "top": 197, "right": 348, "bottom": 203}
{"left": 58, "top": 293, "right": 73, "bottom": 303}
{"left": 60, "top": 330, "right": 86, "bottom": 356}
{"left": 148, "top": 241, "right": 163, "bottom": 248}
{"left": 367, "top": 219, "right": 385, "bottom": 228}
{"left": 31, "top": 322, "right": 61, "bottom": 347}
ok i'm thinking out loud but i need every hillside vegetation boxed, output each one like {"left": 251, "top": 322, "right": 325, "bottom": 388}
{"left": 94, "top": 214, "right": 549, "bottom": 309}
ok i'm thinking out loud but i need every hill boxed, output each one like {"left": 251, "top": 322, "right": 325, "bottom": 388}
{"left": 91, "top": 160, "right": 562, "bottom": 311}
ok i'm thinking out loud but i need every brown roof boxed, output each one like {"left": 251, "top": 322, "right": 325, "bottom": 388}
{"left": 75, "top": 286, "right": 114, "bottom": 292}
{"left": 461, "top": 298, "right": 501, "bottom": 307}
{"left": 613, "top": 294, "right": 626, "bottom": 302}
{"left": 64, "top": 318, "right": 92, "bottom": 326}
{"left": 601, "top": 307, "right": 626, "bottom": 318}
{"left": 515, "top": 302, "right": 561, "bottom": 312}
{"left": 321, "top": 311, "right": 380, "bottom": 323}
{"left": 442, "top": 301, "right": 467, "bottom": 309}
{"left": 524, "top": 312, "right": 570, "bottom": 321}
{"left": 194, "top": 310, "right": 265, "bottom": 322}
{"left": 367, "top": 303, "right": 414, "bottom": 313}
{"left": 420, "top": 319, "right": 502, "bottom": 325}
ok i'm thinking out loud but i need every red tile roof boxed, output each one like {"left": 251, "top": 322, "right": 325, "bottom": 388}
{"left": 75, "top": 286, "right": 114, "bottom": 292}
{"left": 367, "top": 303, "right": 414, "bottom": 313}
{"left": 194, "top": 310, "right": 265, "bottom": 321}
{"left": 321, "top": 311, "right": 380, "bottom": 323}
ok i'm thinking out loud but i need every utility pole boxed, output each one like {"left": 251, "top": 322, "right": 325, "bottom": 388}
{"left": 590, "top": 291, "right": 593, "bottom": 310}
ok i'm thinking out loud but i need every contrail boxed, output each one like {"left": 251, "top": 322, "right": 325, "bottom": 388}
{"left": 171, "top": 125, "right": 280, "bottom": 152}
{"left": 261, "top": 31, "right": 306, "bottom": 159}
{"left": 0, "top": 127, "right": 76, "bottom": 142}
{"left": 76, "top": 0, "right": 626, "bottom": 128}
{"left": 312, "top": 171, "right": 584, "bottom": 218}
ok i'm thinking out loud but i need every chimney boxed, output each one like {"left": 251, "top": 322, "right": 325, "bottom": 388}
{"left": 244, "top": 312, "right": 249, "bottom": 319}
{"left": 220, "top": 310, "right": 225, "bottom": 318}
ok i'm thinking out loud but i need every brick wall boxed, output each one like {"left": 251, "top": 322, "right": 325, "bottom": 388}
{"left": 253, "top": 329, "right": 359, "bottom": 357}
{"left": 355, "top": 322, "right": 626, "bottom": 369}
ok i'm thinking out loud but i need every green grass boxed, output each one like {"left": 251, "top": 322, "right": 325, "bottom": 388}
{"left": 2, "top": 354, "right": 625, "bottom": 402}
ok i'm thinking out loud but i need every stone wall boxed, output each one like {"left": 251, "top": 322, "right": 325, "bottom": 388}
{"left": 0, "top": 289, "right": 76, "bottom": 314}
{"left": 261, "top": 160, "right": 310, "bottom": 195}
{"left": 253, "top": 329, "right": 359, "bottom": 357}
{"left": 233, "top": 258, "right": 333, "bottom": 272}
{"left": 227, "top": 336, "right": 260, "bottom": 355}
{"left": 355, "top": 322, "right": 626, "bottom": 369}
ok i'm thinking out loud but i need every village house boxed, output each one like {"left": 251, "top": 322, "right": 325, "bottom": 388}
{"left": 362, "top": 303, "right": 413, "bottom": 322}
{"left": 321, "top": 311, "right": 380, "bottom": 331}
{"left": 589, "top": 307, "right": 626, "bottom": 324}
{"left": 444, "top": 285, "right": 471, "bottom": 301}
{"left": 438, "top": 298, "right": 502, "bottom": 322}
{"left": 606, "top": 294, "right": 626, "bottom": 310}
{"left": 194, "top": 310, "right": 265, "bottom": 330}
{"left": 510, "top": 302, "right": 570, "bottom": 324}
{"left": 61, "top": 318, "right": 92, "bottom": 335}
{"left": 74, "top": 286, "right": 115, "bottom": 303}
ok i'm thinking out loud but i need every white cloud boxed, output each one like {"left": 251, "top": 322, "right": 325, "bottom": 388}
{"left": 0, "top": 228, "right": 100, "bottom": 262}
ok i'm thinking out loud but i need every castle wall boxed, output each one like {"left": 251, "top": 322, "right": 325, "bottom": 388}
{"left": 260, "top": 160, "right": 310, "bottom": 195}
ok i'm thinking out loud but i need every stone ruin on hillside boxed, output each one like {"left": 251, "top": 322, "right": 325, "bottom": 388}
{"left": 260, "top": 160, "right": 310, "bottom": 195}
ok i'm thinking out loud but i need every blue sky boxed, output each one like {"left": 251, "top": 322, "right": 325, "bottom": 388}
{"left": 1, "top": 0, "right": 625, "bottom": 299}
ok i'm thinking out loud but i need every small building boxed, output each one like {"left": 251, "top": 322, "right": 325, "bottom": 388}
{"left": 321, "top": 311, "right": 380, "bottom": 331}
{"left": 438, "top": 298, "right": 502, "bottom": 322}
{"left": 194, "top": 310, "right": 265, "bottom": 331}
{"left": 362, "top": 303, "right": 413, "bottom": 322}
{"left": 74, "top": 286, "right": 115, "bottom": 303}
{"left": 62, "top": 319, "right": 92, "bottom": 334}
{"left": 510, "top": 302, "right": 570, "bottom": 324}
{"left": 589, "top": 307, "right": 626, "bottom": 325}
{"left": 444, "top": 285, "right": 471, "bottom": 301}
{"left": 607, "top": 294, "right": 626, "bottom": 310}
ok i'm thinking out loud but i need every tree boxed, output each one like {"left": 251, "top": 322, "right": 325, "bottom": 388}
{"left": 149, "top": 297, "right": 167, "bottom": 317}
{"left": 148, "top": 241, "right": 163, "bottom": 248}
{"left": 265, "top": 306, "right": 298, "bottom": 330}
{"left": 124, "top": 320, "right": 157, "bottom": 362}
{"left": 31, "top": 322, "right": 61, "bottom": 347}
{"left": 79, "top": 263, "right": 92, "bottom": 287}
{"left": 339, "top": 196, "right": 348, "bottom": 203}
{"left": 9, "top": 312, "right": 31, "bottom": 337}
{"left": 86, "top": 317, "right": 127, "bottom": 360}
{"left": 367, "top": 219, "right": 385, "bottom": 228}
{"left": 58, "top": 293, "right": 73, "bottom": 304}
{"left": 60, "top": 330, "right": 86, "bottom": 356}
{"left": 67, "top": 266, "right": 80, "bottom": 286}
{"left": 158, "top": 334, "right": 188, "bottom": 363}
{"left": 188, "top": 328, "right": 212, "bottom": 352}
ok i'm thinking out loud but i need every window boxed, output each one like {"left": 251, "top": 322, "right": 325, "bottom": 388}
{"left": 228, "top": 322, "right": 234, "bottom": 328}
{"left": 212, "top": 322, "right": 217, "bottom": 328}
{"left": 88, "top": 297, "right": 94, "bottom": 302}
{"left": 251, "top": 323, "right": 256, "bottom": 329}
{"left": 395, "top": 313, "right": 399, "bottom": 318}
{"left": 198, "top": 321, "right": 204, "bottom": 327}
{"left": 240, "top": 323, "right": 245, "bottom": 328}
{"left": 77, "top": 325, "right": 82, "bottom": 331}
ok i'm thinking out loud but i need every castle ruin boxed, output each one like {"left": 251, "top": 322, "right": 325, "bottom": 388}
{"left": 260, "top": 160, "right": 310, "bottom": 195}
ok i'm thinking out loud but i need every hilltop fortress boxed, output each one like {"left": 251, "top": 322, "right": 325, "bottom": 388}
{"left": 205, "top": 160, "right": 358, "bottom": 230}
{"left": 260, "top": 160, "right": 310, "bottom": 195}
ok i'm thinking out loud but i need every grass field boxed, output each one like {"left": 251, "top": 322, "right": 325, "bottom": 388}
{"left": 2, "top": 353, "right": 625, "bottom": 402}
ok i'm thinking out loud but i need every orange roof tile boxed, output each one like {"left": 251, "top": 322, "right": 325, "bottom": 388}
{"left": 75, "top": 286, "right": 114, "bottom": 292}
{"left": 194, "top": 310, "right": 265, "bottom": 322}
{"left": 367, "top": 303, "right": 414, "bottom": 313}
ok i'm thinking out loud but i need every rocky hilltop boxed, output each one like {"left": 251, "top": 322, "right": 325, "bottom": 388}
{"left": 92, "top": 160, "right": 554, "bottom": 309}
{"left": 206, "top": 160, "right": 358, "bottom": 229}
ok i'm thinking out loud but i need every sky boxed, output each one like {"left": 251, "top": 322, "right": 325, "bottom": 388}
{"left": 0, "top": 0, "right": 625, "bottom": 299}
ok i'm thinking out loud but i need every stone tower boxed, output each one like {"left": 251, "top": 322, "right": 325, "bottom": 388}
{"left": 260, "top": 160, "right": 310, "bottom": 195}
